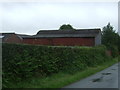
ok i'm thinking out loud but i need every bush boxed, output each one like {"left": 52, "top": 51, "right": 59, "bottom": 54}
{"left": 2, "top": 43, "right": 111, "bottom": 87}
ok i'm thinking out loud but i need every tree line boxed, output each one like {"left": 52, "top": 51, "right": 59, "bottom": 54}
{"left": 102, "top": 23, "right": 120, "bottom": 57}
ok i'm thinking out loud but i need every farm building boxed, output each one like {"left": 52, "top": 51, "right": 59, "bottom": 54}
{"left": 1, "top": 29, "right": 101, "bottom": 46}
{"left": 0, "top": 33, "right": 30, "bottom": 44}
{"left": 1, "top": 33, "right": 23, "bottom": 43}
{"left": 23, "top": 29, "right": 101, "bottom": 46}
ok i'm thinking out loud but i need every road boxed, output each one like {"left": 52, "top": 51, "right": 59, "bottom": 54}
{"left": 62, "top": 63, "right": 119, "bottom": 88}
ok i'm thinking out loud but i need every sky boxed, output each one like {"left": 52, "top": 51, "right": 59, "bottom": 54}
{"left": 0, "top": 0, "right": 119, "bottom": 35}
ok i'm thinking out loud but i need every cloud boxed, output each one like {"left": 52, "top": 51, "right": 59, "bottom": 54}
{"left": 1, "top": 2, "right": 118, "bottom": 34}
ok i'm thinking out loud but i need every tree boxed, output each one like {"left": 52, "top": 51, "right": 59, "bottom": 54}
{"left": 118, "top": 34, "right": 120, "bottom": 52}
{"left": 102, "top": 23, "right": 119, "bottom": 46}
{"left": 59, "top": 24, "right": 75, "bottom": 30}
{"left": 102, "top": 23, "right": 120, "bottom": 57}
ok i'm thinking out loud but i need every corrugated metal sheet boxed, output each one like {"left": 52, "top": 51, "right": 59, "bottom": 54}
{"left": 23, "top": 29, "right": 101, "bottom": 38}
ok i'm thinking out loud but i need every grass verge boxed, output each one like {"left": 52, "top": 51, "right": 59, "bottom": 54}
{"left": 8, "top": 58, "right": 118, "bottom": 88}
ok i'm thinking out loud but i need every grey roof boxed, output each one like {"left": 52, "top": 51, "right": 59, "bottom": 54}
{"left": 23, "top": 29, "right": 101, "bottom": 38}
{"left": 1, "top": 33, "right": 15, "bottom": 35}
{"left": 0, "top": 33, "right": 32, "bottom": 40}
{"left": 16, "top": 34, "right": 31, "bottom": 38}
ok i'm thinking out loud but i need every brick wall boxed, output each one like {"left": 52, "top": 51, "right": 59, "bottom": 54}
{"left": 3, "top": 34, "right": 22, "bottom": 43}
{"left": 23, "top": 37, "right": 95, "bottom": 46}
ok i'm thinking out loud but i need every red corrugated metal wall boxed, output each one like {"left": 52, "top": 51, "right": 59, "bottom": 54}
{"left": 23, "top": 37, "right": 95, "bottom": 46}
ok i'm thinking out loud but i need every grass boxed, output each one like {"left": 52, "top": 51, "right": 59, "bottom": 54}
{"left": 7, "top": 58, "right": 118, "bottom": 88}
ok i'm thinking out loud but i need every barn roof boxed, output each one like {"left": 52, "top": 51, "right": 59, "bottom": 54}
{"left": 0, "top": 33, "right": 30, "bottom": 40}
{"left": 0, "top": 33, "right": 15, "bottom": 39}
{"left": 23, "top": 29, "right": 101, "bottom": 38}
{"left": 16, "top": 34, "right": 31, "bottom": 38}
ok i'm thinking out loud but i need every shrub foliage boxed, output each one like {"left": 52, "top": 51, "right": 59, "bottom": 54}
{"left": 2, "top": 43, "right": 111, "bottom": 87}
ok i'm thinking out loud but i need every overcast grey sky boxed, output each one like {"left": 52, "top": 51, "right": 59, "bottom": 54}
{"left": 0, "top": 1, "right": 118, "bottom": 35}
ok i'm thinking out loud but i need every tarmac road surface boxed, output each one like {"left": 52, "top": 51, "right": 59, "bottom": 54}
{"left": 63, "top": 63, "right": 119, "bottom": 88}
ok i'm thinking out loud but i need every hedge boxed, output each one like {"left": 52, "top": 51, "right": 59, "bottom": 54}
{"left": 2, "top": 43, "right": 111, "bottom": 87}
